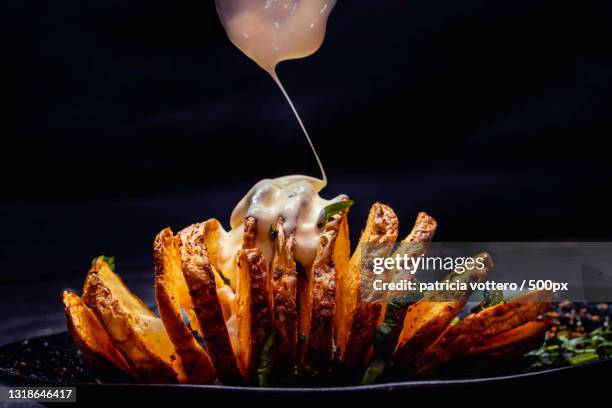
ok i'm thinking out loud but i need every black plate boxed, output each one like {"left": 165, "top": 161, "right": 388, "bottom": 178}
{"left": 1, "top": 332, "right": 611, "bottom": 404}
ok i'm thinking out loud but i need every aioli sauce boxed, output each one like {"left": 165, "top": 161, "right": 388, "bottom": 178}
{"left": 214, "top": 1, "right": 342, "bottom": 285}
{"left": 218, "top": 176, "right": 345, "bottom": 284}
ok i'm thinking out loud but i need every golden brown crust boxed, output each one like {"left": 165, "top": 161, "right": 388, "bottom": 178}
{"left": 474, "top": 290, "right": 553, "bottom": 339}
{"left": 271, "top": 218, "right": 298, "bottom": 375}
{"left": 154, "top": 228, "right": 216, "bottom": 384}
{"left": 466, "top": 320, "right": 550, "bottom": 359}
{"left": 82, "top": 259, "right": 184, "bottom": 383}
{"left": 63, "top": 290, "right": 139, "bottom": 380}
{"left": 178, "top": 222, "right": 245, "bottom": 384}
{"left": 242, "top": 216, "right": 257, "bottom": 249}
{"left": 412, "top": 289, "right": 552, "bottom": 375}
{"left": 236, "top": 217, "right": 274, "bottom": 380}
{"left": 299, "top": 209, "right": 348, "bottom": 375}
{"left": 405, "top": 212, "right": 438, "bottom": 244}
{"left": 381, "top": 212, "right": 438, "bottom": 355}
{"left": 336, "top": 203, "right": 398, "bottom": 370}
{"left": 393, "top": 252, "right": 494, "bottom": 372}
{"left": 201, "top": 219, "right": 223, "bottom": 271}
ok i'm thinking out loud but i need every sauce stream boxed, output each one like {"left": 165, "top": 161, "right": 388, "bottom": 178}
{"left": 214, "top": 0, "right": 341, "bottom": 285}
{"left": 216, "top": 0, "right": 337, "bottom": 186}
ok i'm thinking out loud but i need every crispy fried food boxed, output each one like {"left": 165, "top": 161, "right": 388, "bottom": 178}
{"left": 335, "top": 203, "right": 398, "bottom": 370}
{"left": 377, "top": 212, "right": 438, "bottom": 356}
{"left": 465, "top": 320, "right": 550, "bottom": 361}
{"left": 473, "top": 290, "right": 553, "bottom": 339}
{"left": 82, "top": 258, "right": 185, "bottom": 383}
{"left": 299, "top": 205, "right": 350, "bottom": 376}
{"left": 412, "top": 289, "right": 552, "bottom": 375}
{"left": 271, "top": 218, "right": 298, "bottom": 375}
{"left": 178, "top": 221, "right": 245, "bottom": 384}
{"left": 64, "top": 193, "right": 557, "bottom": 385}
{"left": 154, "top": 228, "right": 216, "bottom": 384}
{"left": 236, "top": 217, "right": 274, "bottom": 380}
{"left": 393, "top": 252, "right": 493, "bottom": 371}
{"left": 63, "top": 290, "right": 139, "bottom": 380}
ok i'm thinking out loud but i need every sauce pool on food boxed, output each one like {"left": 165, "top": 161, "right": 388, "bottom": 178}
{"left": 218, "top": 176, "right": 346, "bottom": 285}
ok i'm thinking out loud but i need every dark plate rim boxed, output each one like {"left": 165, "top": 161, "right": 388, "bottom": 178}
{"left": 1, "top": 333, "right": 611, "bottom": 393}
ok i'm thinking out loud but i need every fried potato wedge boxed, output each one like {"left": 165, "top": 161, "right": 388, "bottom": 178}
{"left": 198, "top": 218, "right": 237, "bottom": 289}
{"left": 378, "top": 212, "right": 438, "bottom": 356}
{"left": 236, "top": 217, "right": 274, "bottom": 380}
{"left": 299, "top": 205, "right": 351, "bottom": 375}
{"left": 335, "top": 203, "right": 398, "bottom": 370}
{"left": 82, "top": 258, "right": 185, "bottom": 383}
{"left": 178, "top": 221, "right": 245, "bottom": 384}
{"left": 271, "top": 218, "right": 298, "bottom": 375}
{"left": 393, "top": 252, "right": 493, "bottom": 371}
{"left": 412, "top": 289, "right": 552, "bottom": 375}
{"left": 473, "top": 289, "right": 553, "bottom": 339}
{"left": 154, "top": 228, "right": 216, "bottom": 384}
{"left": 465, "top": 320, "right": 550, "bottom": 360}
{"left": 63, "top": 290, "right": 139, "bottom": 380}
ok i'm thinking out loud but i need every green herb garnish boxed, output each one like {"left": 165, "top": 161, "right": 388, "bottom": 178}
{"left": 257, "top": 332, "right": 276, "bottom": 387}
{"left": 268, "top": 224, "right": 278, "bottom": 242}
{"left": 471, "top": 289, "right": 504, "bottom": 313}
{"left": 526, "top": 326, "right": 612, "bottom": 370}
{"left": 365, "top": 292, "right": 423, "bottom": 384}
{"left": 374, "top": 293, "right": 423, "bottom": 356}
{"left": 92, "top": 255, "right": 116, "bottom": 271}
{"left": 360, "top": 356, "right": 386, "bottom": 385}
{"left": 567, "top": 352, "right": 600, "bottom": 365}
{"left": 484, "top": 289, "right": 504, "bottom": 307}
{"left": 217, "top": 270, "right": 231, "bottom": 287}
{"left": 450, "top": 316, "right": 460, "bottom": 326}
{"left": 321, "top": 200, "right": 354, "bottom": 225}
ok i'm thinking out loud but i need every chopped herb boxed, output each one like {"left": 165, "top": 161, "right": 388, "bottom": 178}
{"left": 268, "top": 224, "right": 278, "bottom": 242}
{"left": 526, "top": 325, "right": 612, "bottom": 370}
{"left": 361, "top": 356, "right": 386, "bottom": 385}
{"left": 296, "top": 262, "right": 308, "bottom": 282}
{"left": 484, "top": 289, "right": 504, "bottom": 307}
{"left": 450, "top": 316, "right": 460, "bottom": 326}
{"left": 471, "top": 289, "right": 504, "bottom": 313}
{"left": 217, "top": 271, "right": 231, "bottom": 287}
{"left": 92, "top": 255, "right": 116, "bottom": 271}
{"left": 368, "top": 292, "right": 424, "bottom": 382}
{"left": 257, "top": 332, "right": 276, "bottom": 387}
{"left": 321, "top": 200, "right": 354, "bottom": 225}
{"left": 374, "top": 293, "right": 422, "bottom": 355}
{"left": 387, "top": 292, "right": 422, "bottom": 314}
{"left": 374, "top": 323, "right": 393, "bottom": 353}
{"left": 567, "top": 352, "right": 600, "bottom": 365}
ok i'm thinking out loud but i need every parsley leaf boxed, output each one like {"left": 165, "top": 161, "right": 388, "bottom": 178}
{"left": 92, "top": 255, "right": 116, "bottom": 271}
{"left": 321, "top": 200, "right": 354, "bottom": 224}
{"left": 257, "top": 332, "right": 276, "bottom": 387}
{"left": 268, "top": 224, "right": 278, "bottom": 242}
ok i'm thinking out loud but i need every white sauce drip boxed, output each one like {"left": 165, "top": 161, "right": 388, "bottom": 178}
{"left": 215, "top": 0, "right": 337, "bottom": 185}
{"left": 214, "top": 1, "right": 342, "bottom": 285}
{"left": 216, "top": 0, "right": 337, "bottom": 78}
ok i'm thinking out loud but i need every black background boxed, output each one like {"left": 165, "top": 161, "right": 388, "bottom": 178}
{"left": 1, "top": 1, "right": 612, "bottom": 343}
